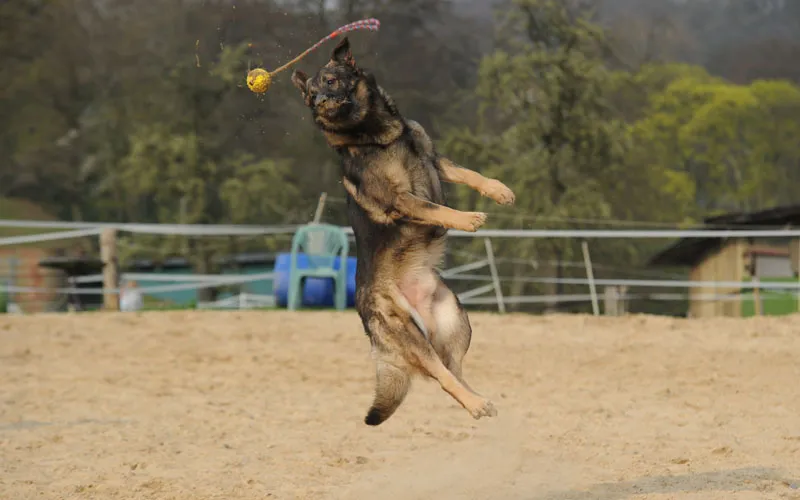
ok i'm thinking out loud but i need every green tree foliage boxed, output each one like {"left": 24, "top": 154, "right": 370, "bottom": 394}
{"left": 630, "top": 67, "right": 800, "bottom": 214}
{"left": 443, "top": 0, "right": 637, "bottom": 309}
{"left": 0, "top": 0, "right": 483, "bottom": 225}
{"left": 108, "top": 46, "right": 298, "bottom": 298}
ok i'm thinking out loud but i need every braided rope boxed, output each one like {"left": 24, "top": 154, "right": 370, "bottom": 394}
{"left": 270, "top": 18, "right": 380, "bottom": 75}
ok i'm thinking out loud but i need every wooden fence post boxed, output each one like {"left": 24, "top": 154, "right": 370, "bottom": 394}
{"left": 604, "top": 286, "right": 618, "bottom": 316}
{"left": 791, "top": 238, "right": 800, "bottom": 313}
{"left": 100, "top": 228, "right": 119, "bottom": 311}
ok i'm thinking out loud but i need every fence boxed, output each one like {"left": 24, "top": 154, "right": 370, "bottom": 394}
{"left": 1, "top": 217, "right": 800, "bottom": 316}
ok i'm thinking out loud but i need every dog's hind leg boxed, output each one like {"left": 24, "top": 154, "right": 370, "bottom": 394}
{"left": 430, "top": 278, "right": 476, "bottom": 392}
{"left": 397, "top": 271, "right": 495, "bottom": 418}
{"left": 414, "top": 337, "right": 497, "bottom": 421}
{"left": 365, "top": 310, "right": 496, "bottom": 424}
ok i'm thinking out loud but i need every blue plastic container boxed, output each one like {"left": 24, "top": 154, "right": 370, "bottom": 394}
{"left": 273, "top": 253, "right": 357, "bottom": 308}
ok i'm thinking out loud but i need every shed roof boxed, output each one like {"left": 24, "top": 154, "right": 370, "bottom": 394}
{"left": 648, "top": 204, "right": 800, "bottom": 267}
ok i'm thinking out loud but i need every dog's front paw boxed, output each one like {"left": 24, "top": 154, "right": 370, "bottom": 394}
{"left": 482, "top": 179, "right": 515, "bottom": 206}
{"left": 456, "top": 211, "right": 487, "bottom": 232}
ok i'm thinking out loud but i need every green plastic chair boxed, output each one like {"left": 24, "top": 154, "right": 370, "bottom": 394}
{"left": 287, "top": 223, "right": 349, "bottom": 311}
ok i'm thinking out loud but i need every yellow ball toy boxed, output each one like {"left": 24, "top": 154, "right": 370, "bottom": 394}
{"left": 246, "top": 68, "right": 272, "bottom": 94}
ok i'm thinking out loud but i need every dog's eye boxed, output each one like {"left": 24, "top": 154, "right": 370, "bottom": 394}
{"left": 326, "top": 78, "right": 336, "bottom": 85}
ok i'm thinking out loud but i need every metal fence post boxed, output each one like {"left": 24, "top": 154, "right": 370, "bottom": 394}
{"left": 483, "top": 238, "right": 506, "bottom": 314}
{"left": 581, "top": 240, "right": 599, "bottom": 316}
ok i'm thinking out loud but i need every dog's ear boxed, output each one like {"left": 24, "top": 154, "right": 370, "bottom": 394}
{"left": 291, "top": 69, "right": 309, "bottom": 96}
{"left": 330, "top": 36, "right": 356, "bottom": 67}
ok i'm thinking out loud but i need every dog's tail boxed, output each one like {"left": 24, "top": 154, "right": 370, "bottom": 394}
{"left": 364, "top": 361, "right": 411, "bottom": 426}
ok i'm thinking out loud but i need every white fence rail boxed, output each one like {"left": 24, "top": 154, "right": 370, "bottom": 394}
{"left": 2, "top": 218, "right": 799, "bottom": 315}
{"left": 197, "top": 293, "right": 276, "bottom": 310}
{"left": 0, "top": 273, "right": 275, "bottom": 295}
{"left": 4, "top": 218, "right": 800, "bottom": 239}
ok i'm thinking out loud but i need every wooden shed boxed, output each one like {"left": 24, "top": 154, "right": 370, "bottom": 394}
{"left": 0, "top": 247, "right": 62, "bottom": 313}
{"left": 649, "top": 205, "right": 800, "bottom": 318}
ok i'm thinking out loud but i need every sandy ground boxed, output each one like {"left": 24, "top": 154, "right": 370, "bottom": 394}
{"left": 1, "top": 310, "right": 799, "bottom": 500}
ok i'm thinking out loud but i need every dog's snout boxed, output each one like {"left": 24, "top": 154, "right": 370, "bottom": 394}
{"left": 314, "top": 94, "right": 328, "bottom": 106}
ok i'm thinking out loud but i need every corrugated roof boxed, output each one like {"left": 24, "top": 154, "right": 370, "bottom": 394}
{"left": 704, "top": 204, "right": 800, "bottom": 226}
{"left": 648, "top": 204, "right": 800, "bottom": 267}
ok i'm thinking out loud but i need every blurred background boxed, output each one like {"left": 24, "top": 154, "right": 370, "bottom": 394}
{"left": 2, "top": 0, "right": 800, "bottom": 317}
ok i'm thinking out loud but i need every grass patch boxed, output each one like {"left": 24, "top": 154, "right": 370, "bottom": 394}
{"left": 741, "top": 277, "right": 800, "bottom": 317}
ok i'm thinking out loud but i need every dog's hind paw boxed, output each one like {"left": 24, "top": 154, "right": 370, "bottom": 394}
{"left": 469, "top": 398, "right": 498, "bottom": 420}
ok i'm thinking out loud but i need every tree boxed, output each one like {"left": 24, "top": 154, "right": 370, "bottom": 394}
{"left": 0, "top": 0, "right": 101, "bottom": 210}
{"left": 629, "top": 67, "right": 800, "bottom": 214}
{"left": 110, "top": 47, "right": 299, "bottom": 299}
{"left": 443, "top": 0, "right": 634, "bottom": 311}
{"left": 607, "top": 63, "right": 719, "bottom": 224}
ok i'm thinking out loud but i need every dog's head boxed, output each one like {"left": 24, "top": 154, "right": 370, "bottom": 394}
{"left": 291, "top": 37, "right": 377, "bottom": 131}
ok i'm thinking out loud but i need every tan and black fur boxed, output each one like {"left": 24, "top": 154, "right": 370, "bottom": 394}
{"left": 291, "top": 37, "right": 515, "bottom": 426}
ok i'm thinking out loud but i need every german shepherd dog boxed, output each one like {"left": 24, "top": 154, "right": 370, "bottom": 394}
{"left": 291, "top": 37, "right": 515, "bottom": 426}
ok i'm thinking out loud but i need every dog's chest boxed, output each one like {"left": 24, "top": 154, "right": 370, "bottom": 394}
{"left": 342, "top": 144, "right": 442, "bottom": 203}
